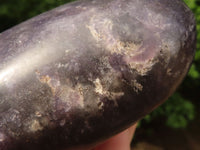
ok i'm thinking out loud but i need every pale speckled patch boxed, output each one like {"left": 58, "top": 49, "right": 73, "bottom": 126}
{"left": 167, "top": 68, "right": 172, "bottom": 76}
{"left": 65, "top": 49, "right": 70, "bottom": 54}
{"left": 35, "top": 111, "right": 42, "bottom": 117}
{"left": 98, "top": 102, "right": 104, "bottom": 110}
{"left": 93, "top": 78, "right": 124, "bottom": 101}
{"left": 74, "top": 84, "right": 86, "bottom": 107}
{"left": 35, "top": 71, "right": 60, "bottom": 96}
{"left": 86, "top": 17, "right": 113, "bottom": 42}
{"left": 87, "top": 16, "right": 141, "bottom": 55}
{"left": 94, "top": 78, "right": 105, "bottom": 95}
{"left": 56, "top": 63, "right": 69, "bottom": 68}
{"left": 111, "top": 40, "right": 142, "bottom": 56}
{"left": 87, "top": 15, "right": 157, "bottom": 76}
{"left": 131, "top": 80, "right": 143, "bottom": 93}
{"left": 36, "top": 71, "right": 85, "bottom": 108}
{"left": 29, "top": 120, "right": 43, "bottom": 132}
{"left": 128, "top": 58, "right": 159, "bottom": 76}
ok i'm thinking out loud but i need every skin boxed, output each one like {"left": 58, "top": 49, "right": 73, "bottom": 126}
{"left": 93, "top": 124, "right": 137, "bottom": 150}
{"left": 68, "top": 123, "right": 137, "bottom": 150}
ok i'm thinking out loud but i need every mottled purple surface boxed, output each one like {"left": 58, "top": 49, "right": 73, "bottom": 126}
{"left": 0, "top": 0, "right": 196, "bottom": 149}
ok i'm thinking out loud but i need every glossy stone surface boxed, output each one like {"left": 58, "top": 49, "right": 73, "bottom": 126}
{"left": 0, "top": 0, "right": 196, "bottom": 149}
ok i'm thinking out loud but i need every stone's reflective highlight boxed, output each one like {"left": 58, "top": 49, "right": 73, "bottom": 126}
{"left": 0, "top": 0, "right": 196, "bottom": 150}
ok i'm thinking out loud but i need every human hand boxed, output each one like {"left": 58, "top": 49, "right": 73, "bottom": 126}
{"left": 69, "top": 123, "right": 137, "bottom": 150}
{"left": 93, "top": 123, "right": 137, "bottom": 150}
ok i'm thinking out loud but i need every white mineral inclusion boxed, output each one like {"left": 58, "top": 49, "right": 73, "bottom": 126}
{"left": 87, "top": 15, "right": 157, "bottom": 76}
{"left": 29, "top": 120, "right": 43, "bottom": 132}
{"left": 94, "top": 78, "right": 105, "bottom": 95}
{"left": 94, "top": 78, "right": 124, "bottom": 99}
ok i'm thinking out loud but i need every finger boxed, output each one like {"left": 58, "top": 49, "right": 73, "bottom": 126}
{"left": 94, "top": 123, "right": 137, "bottom": 150}
{"left": 128, "top": 123, "right": 137, "bottom": 143}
